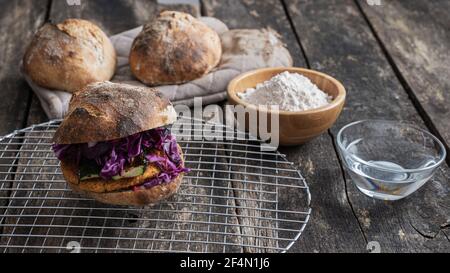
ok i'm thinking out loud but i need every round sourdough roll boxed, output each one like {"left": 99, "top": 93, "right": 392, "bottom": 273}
{"left": 129, "top": 11, "right": 222, "bottom": 86}
{"left": 53, "top": 81, "right": 184, "bottom": 206}
{"left": 23, "top": 19, "right": 116, "bottom": 93}
{"left": 52, "top": 81, "right": 177, "bottom": 144}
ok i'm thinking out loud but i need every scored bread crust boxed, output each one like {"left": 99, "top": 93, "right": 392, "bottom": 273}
{"left": 23, "top": 19, "right": 116, "bottom": 93}
{"left": 62, "top": 145, "right": 186, "bottom": 206}
{"left": 52, "top": 81, "right": 177, "bottom": 144}
{"left": 129, "top": 11, "right": 222, "bottom": 86}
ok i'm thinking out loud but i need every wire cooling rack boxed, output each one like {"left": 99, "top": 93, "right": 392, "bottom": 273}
{"left": 0, "top": 117, "right": 311, "bottom": 253}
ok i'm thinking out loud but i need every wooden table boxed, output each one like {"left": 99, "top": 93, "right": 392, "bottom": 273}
{"left": 0, "top": 0, "right": 449, "bottom": 253}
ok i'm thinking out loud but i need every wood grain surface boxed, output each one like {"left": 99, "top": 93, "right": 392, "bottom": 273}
{"left": 285, "top": 0, "right": 450, "bottom": 252}
{"left": 203, "top": 0, "right": 368, "bottom": 252}
{"left": 357, "top": 0, "right": 450, "bottom": 157}
{"left": 0, "top": 0, "right": 448, "bottom": 253}
{"left": 0, "top": 0, "right": 50, "bottom": 241}
{"left": 2, "top": 0, "right": 243, "bottom": 253}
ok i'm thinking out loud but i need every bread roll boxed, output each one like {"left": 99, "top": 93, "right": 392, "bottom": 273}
{"left": 129, "top": 11, "right": 222, "bottom": 86}
{"left": 53, "top": 81, "right": 184, "bottom": 206}
{"left": 23, "top": 19, "right": 116, "bottom": 93}
{"left": 53, "top": 81, "right": 177, "bottom": 144}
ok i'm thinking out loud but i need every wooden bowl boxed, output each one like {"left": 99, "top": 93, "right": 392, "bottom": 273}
{"left": 227, "top": 67, "right": 346, "bottom": 145}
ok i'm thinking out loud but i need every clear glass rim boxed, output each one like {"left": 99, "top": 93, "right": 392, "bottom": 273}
{"left": 336, "top": 120, "right": 447, "bottom": 173}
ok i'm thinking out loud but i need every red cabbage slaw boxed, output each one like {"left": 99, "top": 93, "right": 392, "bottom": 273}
{"left": 52, "top": 127, "right": 189, "bottom": 189}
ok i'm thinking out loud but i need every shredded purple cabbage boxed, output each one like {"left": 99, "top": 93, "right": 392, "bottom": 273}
{"left": 142, "top": 154, "right": 189, "bottom": 189}
{"left": 53, "top": 127, "right": 189, "bottom": 189}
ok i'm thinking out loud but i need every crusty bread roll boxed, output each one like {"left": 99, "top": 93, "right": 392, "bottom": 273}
{"left": 129, "top": 11, "right": 222, "bottom": 86}
{"left": 23, "top": 19, "right": 116, "bottom": 93}
{"left": 53, "top": 81, "right": 183, "bottom": 206}
{"left": 53, "top": 81, "right": 177, "bottom": 144}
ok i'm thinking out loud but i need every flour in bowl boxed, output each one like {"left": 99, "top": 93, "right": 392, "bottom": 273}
{"left": 238, "top": 71, "right": 333, "bottom": 111}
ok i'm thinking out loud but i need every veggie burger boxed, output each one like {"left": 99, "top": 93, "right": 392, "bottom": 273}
{"left": 52, "top": 81, "right": 189, "bottom": 206}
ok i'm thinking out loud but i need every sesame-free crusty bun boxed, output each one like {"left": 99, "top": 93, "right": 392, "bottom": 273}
{"left": 129, "top": 11, "right": 222, "bottom": 86}
{"left": 53, "top": 81, "right": 177, "bottom": 144}
{"left": 23, "top": 19, "right": 116, "bottom": 93}
{"left": 61, "top": 145, "right": 185, "bottom": 206}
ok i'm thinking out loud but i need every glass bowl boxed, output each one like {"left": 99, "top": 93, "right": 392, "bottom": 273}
{"left": 336, "top": 120, "right": 446, "bottom": 201}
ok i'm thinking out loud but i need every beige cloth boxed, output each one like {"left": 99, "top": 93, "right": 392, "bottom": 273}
{"left": 24, "top": 17, "right": 293, "bottom": 119}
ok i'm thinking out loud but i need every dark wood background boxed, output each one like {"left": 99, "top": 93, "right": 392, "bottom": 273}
{"left": 0, "top": 0, "right": 448, "bottom": 252}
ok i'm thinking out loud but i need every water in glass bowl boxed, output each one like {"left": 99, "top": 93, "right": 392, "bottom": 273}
{"left": 346, "top": 158, "right": 436, "bottom": 200}
{"left": 337, "top": 120, "right": 446, "bottom": 201}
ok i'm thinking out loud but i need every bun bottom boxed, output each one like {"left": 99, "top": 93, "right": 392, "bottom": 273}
{"left": 61, "top": 145, "right": 186, "bottom": 206}
{"left": 67, "top": 174, "right": 184, "bottom": 206}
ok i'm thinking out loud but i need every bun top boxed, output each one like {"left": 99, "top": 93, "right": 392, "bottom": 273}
{"left": 23, "top": 19, "right": 116, "bottom": 93}
{"left": 129, "top": 11, "right": 222, "bottom": 86}
{"left": 53, "top": 82, "right": 177, "bottom": 144}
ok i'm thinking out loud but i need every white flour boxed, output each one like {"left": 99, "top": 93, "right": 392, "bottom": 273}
{"left": 238, "top": 71, "right": 332, "bottom": 111}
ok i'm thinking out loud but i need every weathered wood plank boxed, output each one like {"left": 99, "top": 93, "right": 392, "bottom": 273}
{"left": 202, "top": 0, "right": 304, "bottom": 66}
{"left": 203, "top": 0, "right": 368, "bottom": 253}
{"left": 26, "top": 94, "right": 49, "bottom": 126}
{"left": 1, "top": 0, "right": 244, "bottom": 253}
{"left": 357, "top": 0, "right": 450, "bottom": 156}
{"left": 0, "top": 122, "right": 244, "bottom": 253}
{"left": 0, "top": 0, "right": 49, "bottom": 134}
{"left": 285, "top": 0, "right": 450, "bottom": 252}
{"left": 0, "top": 0, "right": 50, "bottom": 243}
{"left": 49, "top": 0, "right": 199, "bottom": 35}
